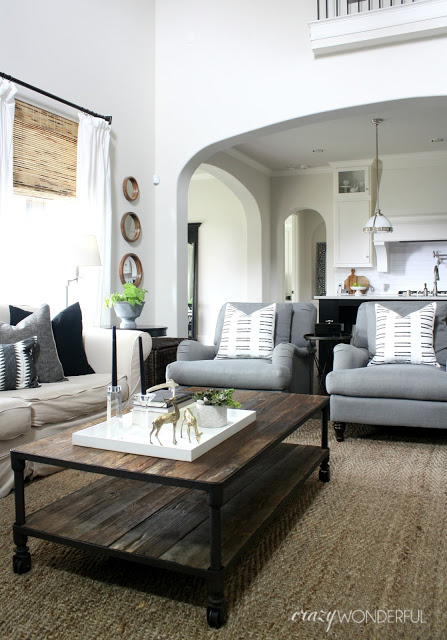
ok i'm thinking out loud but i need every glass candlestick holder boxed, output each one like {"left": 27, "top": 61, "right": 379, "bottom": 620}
{"left": 107, "top": 384, "right": 123, "bottom": 429}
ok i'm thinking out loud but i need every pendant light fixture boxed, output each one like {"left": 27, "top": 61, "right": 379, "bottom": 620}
{"left": 363, "top": 118, "right": 393, "bottom": 233}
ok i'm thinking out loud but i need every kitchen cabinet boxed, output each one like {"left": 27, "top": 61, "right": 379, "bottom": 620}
{"left": 333, "top": 163, "right": 373, "bottom": 268}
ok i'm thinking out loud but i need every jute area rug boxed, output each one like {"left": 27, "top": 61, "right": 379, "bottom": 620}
{"left": 0, "top": 420, "right": 446, "bottom": 640}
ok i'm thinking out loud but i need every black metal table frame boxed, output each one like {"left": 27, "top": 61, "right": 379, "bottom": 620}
{"left": 304, "top": 333, "right": 352, "bottom": 394}
{"left": 11, "top": 402, "right": 329, "bottom": 629}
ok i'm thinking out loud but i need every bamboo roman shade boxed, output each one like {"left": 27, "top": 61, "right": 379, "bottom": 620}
{"left": 13, "top": 100, "right": 78, "bottom": 199}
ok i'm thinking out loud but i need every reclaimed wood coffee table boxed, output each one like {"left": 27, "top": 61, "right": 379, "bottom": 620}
{"left": 11, "top": 390, "right": 330, "bottom": 628}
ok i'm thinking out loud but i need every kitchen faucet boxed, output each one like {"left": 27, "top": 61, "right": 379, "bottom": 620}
{"left": 433, "top": 264, "right": 439, "bottom": 297}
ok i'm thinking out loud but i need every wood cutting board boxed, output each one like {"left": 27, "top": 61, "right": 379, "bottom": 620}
{"left": 344, "top": 268, "right": 369, "bottom": 294}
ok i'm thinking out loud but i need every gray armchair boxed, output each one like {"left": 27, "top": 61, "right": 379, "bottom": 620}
{"left": 166, "top": 302, "right": 317, "bottom": 393}
{"left": 326, "top": 300, "right": 447, "bottom": 441}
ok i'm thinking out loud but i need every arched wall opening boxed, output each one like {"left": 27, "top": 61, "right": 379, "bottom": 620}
{"left": 188, "top": 163, "right": 263, "bottom": 343}
{"left": 170, "top": 96, "right": 446, "bottom": 336}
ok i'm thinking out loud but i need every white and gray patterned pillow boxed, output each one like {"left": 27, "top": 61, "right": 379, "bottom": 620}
{"left": 368, "top": 302, "right": 440, "bottom": 367}
{"left": 216, "top": 303, "right": 276, "bottom": 359}
{"left": 0, "top": 304, "right": 65, "bottom": 383}
{"left": 0, "top": 337, "right": 39, "bottom": 391}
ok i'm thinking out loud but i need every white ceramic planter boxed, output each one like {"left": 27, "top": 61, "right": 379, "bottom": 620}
{"left": 113, "top": 302, "right": 144, "bottom": 329}
{"left": 195, "top": 404, "right": 228, "bottom": 429}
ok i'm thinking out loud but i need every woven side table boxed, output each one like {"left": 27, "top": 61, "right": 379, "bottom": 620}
{"left": 144, "top": 337, "right": 187, "bottom": 388}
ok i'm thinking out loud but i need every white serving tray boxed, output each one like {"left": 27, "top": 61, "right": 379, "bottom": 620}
{"left": 72, "top": 407, "right": 256, "bottom": 462}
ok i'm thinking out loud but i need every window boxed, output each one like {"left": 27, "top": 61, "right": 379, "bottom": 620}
{"left": 5, "top": 101, "right": 82, "bottom": 315}
{"left": 13, "top": 100, "right": 78, "bottom": 199}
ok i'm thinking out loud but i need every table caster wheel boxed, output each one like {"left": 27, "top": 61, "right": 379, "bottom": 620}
{"left": 319, "top": 466, "right": 330, "bottom": 482}
{"left": 207, "top": 607, "right": 225, "bottom": 628}
{"left": 13, "top": 553, "right": 31, "bottom": 574}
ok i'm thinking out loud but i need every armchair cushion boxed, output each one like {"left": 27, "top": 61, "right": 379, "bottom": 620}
{"left": 368, "top": 303, "right": 439, "bottom": 368}
{"left": 216, "top": 303, "right": 276, "bottom": 359}
{"left": 354, "top": 300, "right": 447, "bottom": 366}
{"left": 326, "top": 363, "right": 447, "bottom": 402}
{"left": 166, "top": 358, "right": 291, "bottom": 391}
{"left": 214, "top": 302, "right": 292, "bottom": 350}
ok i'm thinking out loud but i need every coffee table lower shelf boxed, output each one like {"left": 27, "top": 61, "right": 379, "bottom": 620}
{"left": 13, "top": 442, "right": 328, "bottom": 627}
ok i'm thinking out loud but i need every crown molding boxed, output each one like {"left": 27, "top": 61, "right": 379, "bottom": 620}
{"left": 223, "top": 149, "right": 273, "bottom": 176}
{"left": 381, "top": 149, "right": 447, "bottom": 168}
{"left": 191, "top": 170, "right": 216, "bottom": 181}
{"left": 271, "top": 166, "right": 332, "bottom": 177}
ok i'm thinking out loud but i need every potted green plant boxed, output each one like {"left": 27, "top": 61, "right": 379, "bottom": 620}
{"left": 104, "top": 283, "right": 148, "bottom": 329}
{"left": 193, "top": 388, "right": 241, "bottom": 429}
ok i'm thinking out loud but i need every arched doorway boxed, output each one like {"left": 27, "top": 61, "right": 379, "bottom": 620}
{"left": 284, "top": 209, "right": 326, "bottom": 303}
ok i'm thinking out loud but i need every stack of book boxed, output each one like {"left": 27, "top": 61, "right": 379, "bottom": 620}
{"left": 134, "top": 388, "right": 194, "bottom": 414}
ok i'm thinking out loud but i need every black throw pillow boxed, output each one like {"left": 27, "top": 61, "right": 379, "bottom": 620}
{"left": 9, "top": 302, "right": 95, "bottom": 377}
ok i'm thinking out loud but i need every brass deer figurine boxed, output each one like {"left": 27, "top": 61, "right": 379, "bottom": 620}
{"left": 180, "top": 406, "right": 202, "bottom": 444}
{"left": 149, "top": 396, "right": 181, "bottom": 446}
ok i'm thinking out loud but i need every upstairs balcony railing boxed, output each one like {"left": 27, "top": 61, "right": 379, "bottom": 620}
{"left": 317, "top": 0, "right": 422, "bottom": 20}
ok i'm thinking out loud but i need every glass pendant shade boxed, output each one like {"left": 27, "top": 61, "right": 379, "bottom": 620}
{"left": 364, "top": 119, "right": 393, "bottom": 234}
{"left": 363, "top": 209, "right": 393, "bottom": 233}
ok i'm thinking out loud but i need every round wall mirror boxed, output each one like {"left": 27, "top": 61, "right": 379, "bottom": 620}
{"left": 122, "top": 176, "right": 139, "bottom": 202}
{"left": 121, "top": 212, "right": 141, "bottom": 243}
{"left": 119, "top": 253, "right": 143, "bottom": 287}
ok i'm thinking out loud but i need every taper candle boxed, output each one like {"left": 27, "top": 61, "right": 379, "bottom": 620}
{"left": 112, "top": 326, "right": 117, "bottom": 387}
{"left": 138, "top": 335, "right": 145, "bottom": 396}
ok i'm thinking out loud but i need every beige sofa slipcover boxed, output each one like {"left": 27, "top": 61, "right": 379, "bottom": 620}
{"left": 0, "top": 305, "right": 152, "bottom": 497}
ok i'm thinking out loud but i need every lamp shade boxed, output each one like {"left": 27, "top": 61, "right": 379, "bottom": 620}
{"left": 69, "top": 234, "right": 102, "bottom": 267}
{"left": 363, "top": 210, "right": 393, "bottom": 233}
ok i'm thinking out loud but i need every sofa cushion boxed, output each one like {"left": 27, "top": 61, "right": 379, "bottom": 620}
{"left": 216, "top": 303, "right": 276, "bottom": 359}
{"left": 368, "top": 303, "right": 439, "bottom": 368}
{"left": 326, "top": 364, "right": 447, "bottom": 402}
{"left": 4, "top": 373, "right": 128, "bottom": 427}
{"left": 0, "top": 397, "right": 32, "bottom": 439}
{"left": 0, "top": 304, "right": 64, "bottom": 383}
{"left": 0, "top": 337, "right": 39, "bottom": 391}
{"left": 10, "top": 302, "right": 95, "bottom": 377}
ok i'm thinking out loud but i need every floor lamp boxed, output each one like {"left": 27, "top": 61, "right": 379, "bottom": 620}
{"left": 66, "top": 235, "right": 102, "bottom": 307}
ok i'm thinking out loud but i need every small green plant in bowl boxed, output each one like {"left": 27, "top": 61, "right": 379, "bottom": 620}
{"left": 193, "top": 388, "right": 241, "bottom": 408}
{"left": 104, "top": 283, "right": 148, "bottom": 329}
{"left": 104, "top": 282, "right": 148, "bottom": 308}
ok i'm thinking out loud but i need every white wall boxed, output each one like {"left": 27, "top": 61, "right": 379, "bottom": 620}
{"left": 188, "top": 174, "right": 247, "bottom": 344}
{"left": 271, "top": 172, "right": 333, "bottom": 300}
{"left": 1, "top": 0, "right": 156, "bottom": 325}
{"left": 204, "top": 152, "right": 270, "bottom": 300}
{"left": 154, "top": 0, "right": 447, "bottom": 335}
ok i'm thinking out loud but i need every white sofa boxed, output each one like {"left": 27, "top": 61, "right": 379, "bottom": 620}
{"left": 0, "top": 304, "right": 152, "bottom": 497}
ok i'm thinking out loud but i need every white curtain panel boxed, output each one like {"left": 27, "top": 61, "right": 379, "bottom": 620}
{"left": 76, "top": 113, "right": 112, "bottom": 326}
{"left": 0, "top": 79, "right": 17, "bottom": 298}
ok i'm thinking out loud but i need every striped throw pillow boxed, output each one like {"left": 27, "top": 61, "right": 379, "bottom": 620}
{"left": 368, "top": 303, "right": 440, "bottom": 367}
{"left": 216, "top": 303, "right": 276, "bottom": 359}
{"left": 0, "top": 337, "right": 39, "bottom": 391}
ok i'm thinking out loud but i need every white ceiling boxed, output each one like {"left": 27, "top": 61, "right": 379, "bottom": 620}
{"left": 231, "top": 97, "right": 447, "bottom": 172}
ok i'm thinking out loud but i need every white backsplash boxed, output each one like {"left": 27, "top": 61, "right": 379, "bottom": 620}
{"left": 334, "top": 241, "right": 447, "bottom": 294}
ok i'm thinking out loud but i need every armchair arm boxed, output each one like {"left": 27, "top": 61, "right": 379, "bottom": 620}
{"left": 177, "top": 340, "right": 215, "bottom": 361}
{"left": 83, "top": 328, "right": 152, "bottom": 405}
{"left": 332, "top": 343, "right": 369, "bottom": 371}
{"left": 272, "top": 342, "right": 309, "bottom": 367}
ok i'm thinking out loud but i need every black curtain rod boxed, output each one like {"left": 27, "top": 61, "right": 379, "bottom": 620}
{"left": 0, "top": 71, "right": 112, "bottom": 125}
